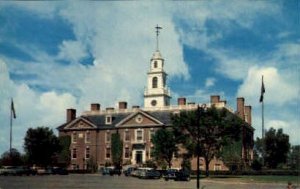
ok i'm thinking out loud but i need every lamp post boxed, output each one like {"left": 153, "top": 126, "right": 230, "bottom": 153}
{"left": 196, "top": 105, "right": 200, "bottom": 189}
{"left": 196, "top": 104, "right": 206, "bottom": 189}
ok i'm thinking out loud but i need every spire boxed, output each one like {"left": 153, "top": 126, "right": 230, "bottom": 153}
{"left": 155, "top": 25, "right": 162, "bottom": 51}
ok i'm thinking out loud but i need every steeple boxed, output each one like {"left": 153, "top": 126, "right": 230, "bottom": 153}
{"left": 144, "top": 25, "right": 171, "bottom": 109}
{"left": 155, "top": 25, "right": 162, "bottom": 51}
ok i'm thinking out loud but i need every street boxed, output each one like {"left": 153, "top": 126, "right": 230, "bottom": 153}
{"left": 0, "top": 174, "right": 288, "bottom": 189}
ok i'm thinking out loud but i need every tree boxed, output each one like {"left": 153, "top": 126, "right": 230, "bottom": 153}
{"left": 172, "top": 106, "right": 243, "bottom": 177}
{"left": 0, "top": 148, "right": 23, "bottom": 166}
{"left": 151, "top": 128, "right": 177, "bottom": 168}
{"left": 221, "top": 141, "right": 243, "bottom": 172}
{"left": 24, "top": 127, "right": 60, "bottom": 167}
{"left": 111, "top": 132, "right": 123, "bottom": 169}
{"left": 56, "top": 135, "right": 71, "bottom": 167}
{"left": 264, "top": 127, "right": 290, "bottom": 169}
{"left": 288, "top": 145, "right": 300, "bottom": 170}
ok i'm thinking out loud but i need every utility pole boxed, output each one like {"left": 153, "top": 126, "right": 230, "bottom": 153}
{"left": 196, "top": 105, "right": 200, "bottom": 189}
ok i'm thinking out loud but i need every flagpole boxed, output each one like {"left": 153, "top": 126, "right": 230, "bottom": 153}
{"left": 262, "top": 98, "right": 264, "bottom": 139}
{"left": 10, "top": 99, "right": 13, "bottom": 155}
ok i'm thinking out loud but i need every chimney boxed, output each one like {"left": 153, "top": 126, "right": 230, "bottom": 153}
{"left": 244, "top": 106, "right": 252, "bottom": 125}
{"left": 237, "top": 97, "right": 245, "bottom": 120}
{"left": 178, "top": 97, "right": 186, "bottom": 106}
{"left": 66, "top": 109, "right": 76, "bottom": 122}
{"left": 210, "top": 95, "right": 220, "bottom": 104}
{"left": 91, "top": 103, "right": 100, "bottom": 111}
{"left": 132, "top": 105, "right": 140, "bottom": 109}
{"left": 119, "top": 101, "right": 127, "bottom": 110}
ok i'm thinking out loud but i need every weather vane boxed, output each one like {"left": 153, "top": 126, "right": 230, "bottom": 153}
{"left": 155, "top": 24, "right": 162, "bottom": 51}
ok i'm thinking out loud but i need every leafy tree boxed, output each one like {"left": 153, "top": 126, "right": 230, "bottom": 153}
{"left": 56, "top": 135, "right": 71, "bottom": 167}
{"left": 111, "top": 132, "right": 123, "bottom": 169}
{"left": 151, "top": 128, "right": 178, "bottom": 168}
{"left": 288, "top": 145, "right": 300, "bottom": 170}
{"left": 221, "top": 141, "right": 243, "bottom": 172}
{"left": 24, "top": 127, "right": 60, "bottom": 167}
{"left": 0, "top": 148, "right": 23, "bottom": 166}
{"left": 264, "top": 127, "right": 290, "bottom": 169}
{"left": 172, "top": 106, "right": 243, "bottom": 177}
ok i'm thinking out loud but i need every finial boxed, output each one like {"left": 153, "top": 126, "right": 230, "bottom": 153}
{"left": 155, "top": 25, "right": 162, "bottom": 51}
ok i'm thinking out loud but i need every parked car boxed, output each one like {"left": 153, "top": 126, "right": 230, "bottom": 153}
{"left": 52, "top": 167, "right": 68, "bottom": 175}
{"left": 109, "top": 168, "right": 122, "bottom": 176}
{"left": 123, "top": 167, "right": 137, "bottom": 176}
{"left": 163, "top": 169, "right": 190, "bottom": 181}
{"left": 163, "top": 169, "right": 178, "bottom": 181}
{"left": 101, "top": 167, "right": 113, "bottom": 175}
{"left": 139, "top": 169, "right": 161, "bottom": 179}
{"left": 36, "top": 167, "right": 52, "bottom": 175}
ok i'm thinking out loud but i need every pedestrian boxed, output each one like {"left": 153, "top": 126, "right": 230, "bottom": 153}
{"left": 287, "top": 182, "right": 294, "bottom": 189}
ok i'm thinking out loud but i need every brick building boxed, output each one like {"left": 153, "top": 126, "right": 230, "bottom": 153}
{"left": 57, "top": 30, "right": 254, "bottom": 171}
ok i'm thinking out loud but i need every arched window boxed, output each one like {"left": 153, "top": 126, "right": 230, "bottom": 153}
{"left": 152, "top": 77, "right": 158, "bottom": 88}
{"left": 154, "top": 61, "right": 157, "bottom": 68}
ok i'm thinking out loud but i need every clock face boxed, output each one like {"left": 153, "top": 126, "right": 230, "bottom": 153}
{"left": 151, "top": 100, "right": 157, "bottom": 106}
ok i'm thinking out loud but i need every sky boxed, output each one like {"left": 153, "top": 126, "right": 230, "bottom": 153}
{"left": 0, "top": 1, "right": 299, "bottom": 155}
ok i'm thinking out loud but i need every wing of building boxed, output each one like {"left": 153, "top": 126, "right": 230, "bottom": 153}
{"left": 57, "top": 28, "right": 254, "bottom": 171}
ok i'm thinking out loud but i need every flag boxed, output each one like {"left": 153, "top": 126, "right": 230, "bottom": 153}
{"left": 259, "top": 76, "right": 265, "bottom": 103}
{"left": 11, "top": 99, "right": 16, "bottom": 119}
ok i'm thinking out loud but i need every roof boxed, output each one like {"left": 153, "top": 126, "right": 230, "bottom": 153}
{"left": 57, "top": 109, "right": 173, "bottom": 131}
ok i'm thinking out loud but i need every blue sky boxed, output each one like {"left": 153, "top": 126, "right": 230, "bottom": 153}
{"left": 0, "top": 1, "right": 299, "bottom": 154}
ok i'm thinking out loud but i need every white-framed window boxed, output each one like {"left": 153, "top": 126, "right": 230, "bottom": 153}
{"left": 85, "top": 131, "right": 90, "bottom": 143}
{"left": 135, "top": 128, "right": 143, "bottom": 142}
{"left": 106, "top": 130, "right": 111, "bottom": 143}
{"left": 124, "top": 129, "right": 130, "bottom": 142}
{"left": 85, "top": 146, "right": 90, "bottom": 159}
{"left": 152, "top": 77, "right": 158, "bottom": 88}
{"left": 106, "top": 147, "right": 111, "bottom": 159}
{"left": 214, "top": 164, "right": 222, "bottom": 171}
{"left": 154, "top": 61, "right": 157, "bottom": 68}
{"left": 72, "top": 148, "right": 77, "bottom": 159}
{"left": 124, "top": 147, "right": 130, "bottom": 159}
{"left": 106, "top": 115, "right": 112, "bottom": 125}
{"left": 72, "top": 132, "right": 77, "bottom": 143}
{"left": 149, "top": 128, "right": 155, "bottom": 142}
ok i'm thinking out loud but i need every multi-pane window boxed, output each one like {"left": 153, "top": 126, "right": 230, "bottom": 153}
{"left": 152, "top": 77, "right": 158, "bottom": 88}
{"left": 106, "top": 131, "right": 110, "bottom": 142}
{"left": 72, "top": 132, "right": 77, "bottom": 143}
{"left": 136, "top": 129, "right": 143, "bottom": 142}
{"left": 124, "top": 147, "right": 130, "bottom": 159}
{"left": 85, "top": 147, "right": 90, "bottom": 159}
{"left": 106, "top": 115, "right": 112, "bottom": 124}
{"left": 149, "top": 129, "right": 155, "bottom": 142}
{"left": 72, "top": 148, "right": 77, "bottom": 159}
{"left": 85, "top": 131, "right": 90, "bottom": 143}
{"left": 124, "top": 130, "right": 130, "bottom": 141}
{"left": 106, "top": 147, "right": 111, "bottom": 159}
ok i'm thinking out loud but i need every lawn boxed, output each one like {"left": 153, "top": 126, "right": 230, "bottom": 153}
{"left": 201, "top": 175, "right": 300, "bottom": 184}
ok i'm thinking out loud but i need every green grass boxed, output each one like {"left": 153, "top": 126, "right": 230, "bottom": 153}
{"left": 202, "top": 175, "right": 300, "bottom": 184}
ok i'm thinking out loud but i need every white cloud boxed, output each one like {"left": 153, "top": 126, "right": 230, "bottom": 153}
{"left": 57, "top": 40, "right": 88, "bottom": 63}
{"left": 237, "top": 66, "right": 298, "bottom": 107}
{"left": 0, "top": 59, "right": 77, "bottom": 153}
{"left": 205, "top": 77, "right": 216, "bottom": 88}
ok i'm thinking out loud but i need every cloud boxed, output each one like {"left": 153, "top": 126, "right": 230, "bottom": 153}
{"left": 205, "top": 77, "right": 216, "bottom": 88}
{"left": 57, "top": 40, "right": 88, "bottom": 63}
{"left": 237, "top": 66, "right": 298, "bottom": 107}
{"left": 0, "top": 59, "right": 77, "bottom": 153}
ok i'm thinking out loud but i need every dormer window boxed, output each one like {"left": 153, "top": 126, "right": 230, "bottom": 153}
{"left": 106, "top": 115, "right": 112, "bottom": 125}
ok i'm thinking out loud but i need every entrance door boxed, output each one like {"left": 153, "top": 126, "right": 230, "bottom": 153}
{"left": 135, "top": 151, "right": 143, "bottom": 164}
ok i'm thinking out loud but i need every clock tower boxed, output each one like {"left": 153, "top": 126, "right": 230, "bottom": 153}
{"left": 144, "top": 25, "right": 171, "bottom": 108}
